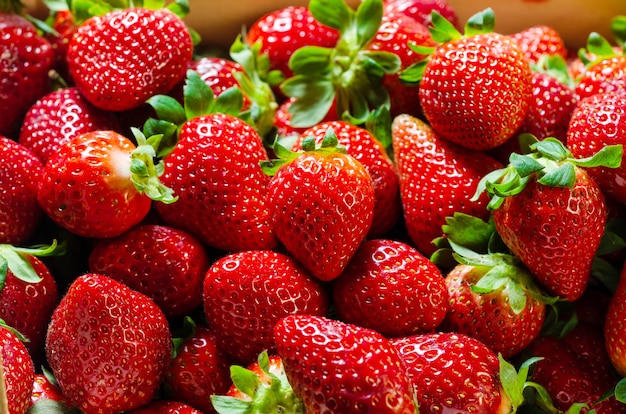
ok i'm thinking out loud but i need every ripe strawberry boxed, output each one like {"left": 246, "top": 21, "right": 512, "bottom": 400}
{"left": 476, "top": 137, "right": 622, "bottom": 301}
{"left": 273, "top": 314, "right": 418, "bottom": 413}
{"left": 604, "top": 261, "right": 626, "bottom": 378}
{"left": 128, "top": 400, "right": 204, "bottom": 413}
{"left": 67, "top": 5, "right": 193, "bottom": 112}
{"left": 0, "top": 8, "right": 54, "bottom": 137}
{"left": 163, "top": 322, "right": 232, "bottom": 414}
{"left": 29, "top": 371, "right": 77, "bottom": 412}
{"left": 574, "top": 33, "right": 626, "bottom": 100}
{"left": 508, "top": 25, "right": 568, "bottom": 64}
{"left": 331, "top": 238, "right": 448, "bottom": 337}
{"left": 0, "top": 323, "right": 34, "bottom": 414}
{"left": 46, "top": 273, "right": 172, "bottom": 414}
{"left": 37, "top": 129, "right": 173, "bottom": 239}
{"left": 294, "top": 120, "right": 400, "bottom": 237}
{"left": 391, "top": 114, "right": 503, "bottom": 256}
{"left": 189, "top": 57, "right": 248, "bottom": 108}
{"left": 391, "top": 332, "right": 510, "bottom": 413}
{"left": 383, "top": 0, "right": 459, "bottom": 29}
{"left": 568, "top": 93, "right": 626, "bottom": 205}
{"left": 18, "top": 86, "right": 122, "bottom": 165}
{"left": 403, "top": 8, "right": 533, "bottom": 150}
{"left": 203, "top": 249, "right": 329, "bottom": 364}
{"left": 0, "top": 136, "right": 44, "bottom": 245}
{"left": 44, "top": 8, "right": 78, "bottom": 84}
{"left": 88, "top": 224, "right": 210, "bottom": 320}
{"left": 263, "top": 133, "right": 375, "bottom": 281}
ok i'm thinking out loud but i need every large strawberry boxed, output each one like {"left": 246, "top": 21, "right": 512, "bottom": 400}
{"left": 475, "top": 136, "right": 622, "bottom": 301}
{"left": 262, "top": 131, "right": 375, "bottom": 281}
{"left": 46, "top": 273, "right": 172, "bottom": 413}
{"left": 401, "top": 8, "right": 533, "bottom": 150}
{"left": 0, "top": 322, "right": 35, "bottom": 414}
{"left": 0, "top": 136, "right": 44, "bottom": 245}
{"left": 66, "top": 2, "right": 193, "bottom": 112}
{"left": 331, "top": 238, "right": 448, "bottom": 337}
{"left": 391, "top": 114, "right": 503, "bottom": 256}
{"left": 273, "top": 314, "right": 418, "bottom": 413}
{"left": 203, "top": 249, "right": 329, "bottom": 364}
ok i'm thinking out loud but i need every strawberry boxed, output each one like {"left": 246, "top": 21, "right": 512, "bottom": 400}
{"left": 604, "top": 261, "right": 626, "bottom": 379}
{"left": 0, "top": 322, "right": 34, "bottom": 414}
{"left": 37, "top": 129, "right": 172, "bottom": 239}
{"left": 574, "top": 33, "right": 626, "bottom": 100}
{"left": 30, "top": 371, "right": 78, "bottom": 413}
{"left": 391, "top": 114, "right": 503, "bottom": 256}
{"left": 44, "top": 8, "right": 78, "bottom": 84}
{"left": 128, "top": 400, "right": 204, "bottom": 413}
{"left": 273, "top": 314, "right": 418, "bottom": 413}
{"left": 163, "top": 322, "right": 233, "bottom": 414}
{"left": 0, "top": 7, "right": 54, "bottom": 137}
{"left": 475, "top": 136, "right": 622, "bottom": 301}
{"left": 294, "top": 120, "right": 400, "bottom": 237}
{"left": 45, "top": 273, "right": 172, "bottom": 413}
{"left": 88, "top": 224, "right": 210, "bottom": 320}
{"left": 262, "top": 132, "right": 375, "bottom": 281}
{"left": 18, "top": 86, "right": 122, "bottom": 165}
{"left": 0, "top": 136, "right": 44, "bottom": 245}
{"left": 66, "top": 4, "right": 193, "bottom": 112}
{"left": 568, "top": 93, "right": 626, "bottom": 205}
{"left": 383, "top": 0, "right": 459, "bottom": 29}
{"left": 508, "top": 25, "right": 568, "bottom": 64}
{"left": 203, "top": 249, "right": 329, "bottom": 364}
{"left": 401, "top": 8, "right": 533, "bottom": 150}
{"left": 189, "top": 57, "right": 248, "bottom": 108}
{"left": 331, "top": 238, "right": 448, "bottom": 337}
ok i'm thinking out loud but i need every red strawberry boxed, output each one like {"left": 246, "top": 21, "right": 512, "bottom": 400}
{"left": 0, "top": 323, "right": 34, "bottom": 414}
{"left": 67, "top": 6, "right": 193, "bottom": 112}
{"left": 574, "top": 33, "right": 626, "bottom": 100}
{"left": 128, "top": 400, "right": 204, "bottom": 413}
{"left": 391, "top": 114, "right": 503, "bottom": 256}
{"left": 263, "top": 133, "right": 375, "bottom": 281}
{"left": 391, "top": 332, "right": 511, "bottom": 413}
{"left": 383, "top": 0, "right": 459, "bottom": 29}
{"left": 45, "top": 8, "right": 78, "bottom": 84}
{"left": 0, "top": 136, "right": 44, "bottom": 245}
{"left": 0, "top": 9, "right": 54, "bottom": 137}
{"left": 18, "top": 86, "right": 122, "bottom": 165}
{"left": 295, "top": 120, "right": 400, "bottom": 237}
{"left": 404, "top": 8, "right": 533, "bottom": 150}
{"left": 163, "top": 323, "right": 232, "bottom": 414}
{"left": 331, "top": 238, "right": 448, "bottom": 337}
{"left": 203, "top": 249, "right": 329, "bottom": 364}
{"left": 29, "top": 372, "right": 76, "bottom": 412}
{"left": 273, "top": 314, "right": 418, "bottom": 413}
{"left": 568, "top": 93, "right": 626, "bottom": 205}
{"left": 189, "top": 57, "right": 248, "bottom": 108}
{"left": 604, "top": 262, "right": 626, "bottom": 378}
{"left": 88, "top": 224, "right": 210, "bottom": 320}
{"left": 45, "top": 273, "right": 172, "bottom": 413}
{"left": 508, "top": 25, "right": 568, "bottom": 64}
{"left": 37, "top": 129, "right": 172, "bottom": 239}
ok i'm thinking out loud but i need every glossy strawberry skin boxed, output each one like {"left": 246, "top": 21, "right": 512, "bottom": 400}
{"left": 391, "top": 114, "right": 503, "bottom": 256}
{"left": 0, "top": 13, "right": 54, "bottom": 137}
{"left": 226, "top": 353, "right": 286, "bottom": 400}
{"left": 1, "top": 325, "right": 35, "bottom": 414}
{"left": 508, "top": 25, "right": 568, "bottom": 64}
{"left": 164, "top": 325, "right": 232, "bottom": 414}
{"left": 383, "top": 0, "right": 459, "bottom": 29}
{"left": 188, "top": 57, "right": 250, "bottom": 109}
{"left": 494, "top": 168, "right": 607, "bottom": 301}
{"left": 203, "top": 250, "right": 329, "bottom": 364}
{"left": 568, "top": 93, "right": 626, "bottom": 204}
{"left": 295, "top": 121, "right": 400, "bottom": 237}
{"left": 391, "top": 332, "right": 509, "bottom": 414}
{"left": 605, "top": 262, "right": 626, "bottom": 378}
{"left": 128, "top": 400, "right": 204, "bottom": 413}
{"left": 575, "top": 55, "right": 626, "bottom": 101}
{"left": 30, "top": 373, "right": 71, "bottom": 407}
{"left": 88, "top": 224, "right": 210, "bottom": 319}
{"left": 155, "top": 113, "right": 277, "bottom": 252}
{"left": 419, "top": 32, "right": 533, "bottom": 150}
{"left": 67, "top": 7, "right": 193, "bottom": 112}
{"left": 18, "top": 86, "right": 122, "bottom": 165}
{"left": 0, "top": 136, "right": 44, "bottom": 245}
{"left": 332, "top": 238, "right": 448, "bottom": 337}
{"left": 37, "top": 130, "right": 152, "bottom": 239}
{"left": 268, "top": 151, "right": 375, "bottom": 281}
{"left": 273, "top": 314, "right": 418, "bottom": 414}
{"left": 45, "top": 273, "right": 172, "bottom": 414}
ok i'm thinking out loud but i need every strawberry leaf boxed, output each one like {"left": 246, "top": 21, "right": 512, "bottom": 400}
{"left": 308, "top": 0, "right": 352, "bottom": 33}
{"left": 146, "top": 95, "right": 186, "bottom": 126}
{"left": 288, "top": 46, "right": 333, "bottom": 76}
{"left": 464, "top": 7, "right": 495, "bottom": 36}
{"left": 537, "top": 162, "right": 576, "bottom": 187}
{"left": 571, "top": 144, "right": 623, "bottom": 169}
{"left": 354, "top": 0, "right": 383, "bottom": 48}
{"left": 210, "top": 395, "right": 253, "bottom": 413}
{"left": 429, "top": 10, "right": 462, "bottom": 43}
{"left": 585, "top": 31, "right": 619, "bottom": 60}
{"left": 0, "top": 247, "right": 42, "bottom": 284}
{"left": 615, "top": 377, "right": 626, "bottom": 403}
{"left": 612, "top": 15, "right": 626, "bottom": 47}
{"left": 509, "top": 153, "right": 544, "bottom": 178}
{"left": 184, "top": 69, "right": 216, "bottom": 120}
{"left": 531, "top": 137, "right": 571, "bottom": 161}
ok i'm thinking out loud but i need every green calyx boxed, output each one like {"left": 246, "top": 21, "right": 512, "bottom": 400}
{"left": 0, "top": 240, "right": 65, "bottom": 289}
{"left": 577, "top": 15, "right": 626, "bottom": 67}
{"left": 280, "top": 0, "right": 401, "bottom": 128}
{"left": 473, "top": 134, "right": 623, "bottom": 210}
{"left": 211, "top": 350, "right": 304, "bottom": 414}
{"left": 44, "top": 0, "right": 190, "bottom": 24}
{"left": 531, "top": 54, "right": 576, "bottom": 89}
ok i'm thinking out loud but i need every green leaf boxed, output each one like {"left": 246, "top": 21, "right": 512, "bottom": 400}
{"left": 506, "top": 279, "right": 528, "bottom": 314}
{"left": 572, "top": 144, "right": 623, "bottom": 169}
{"left": 464, "top": 7, "right": 495, "bottom": 36}
{"left": 615, "top": 377, "right": 626, "bottom": 403}
{"left": 184, "top": 69, "right": 215, "bottom": 120}
{"left": 364, "top": 105, "right": 392, "bottom": 154}
{"left": 585, "top": 31, "right": 619, "bottom": 59}
{"left": 210, "top": 395, "right": 253, "bottom": 413}
{"left": 288, "top": 46, "right": 333, "bottom": 75}
{"left": 537, "top": 162, "right": 576, "bottom": 187}
{"left": 354, "top": 0, "right": 383, "bottom": 48}
{"left": 531, "top": 137, "right": 571, "bottom": 161}
{"left": 146, "top": 94, "right": 186, "bottom": 126}
{"left": 308, "top": 0, "right": 353, "bottom": 32}
{"left": 510, "top": 153, "right": 544, "bottom": 178}
{"left": 213, "top": 86, "right": 245, "bottom": 117}
{"left": 0, "top": 246, "right": 42, "bottom": 284}
{"left": 612, "top": 15, "right": 626, "bottom": 47}
{"left": 398, "top": 60, "right": 429, "bottom": 85}
{"left": 164, "top": 0, "right": 190, "bottom": 18}
{"left": 470, "top": 269, "right": 508, "bottom": 293}
{"left": 499, "top": 354, "right": 524, "bottom": 409}
{"left": 230, "top": 365, "right": 262, "bottom": 398}
{"left": 429, "top": 10, "right": 462, "bottom": 43}
{"left": 282, "top": 77, "right": 335, "bottom": 128}
{"left": 591, "top": 257, "right": 620, "bottom": 294}
{"left": 441, "top": 212, "right": 495, "bottom": 254}
{"left": 360, "top": 50, "right": 402, "bottom": 74}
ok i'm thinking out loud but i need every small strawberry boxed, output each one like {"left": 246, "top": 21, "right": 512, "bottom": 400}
{"left": 0, "top": 136, "right": 44, "bottom": 245}
{"left": 45, "top": 273, "right": 172, "bottom": 414}
{"left": 574, "top": 32, "right": 626, "bottom": 100}
{"left": 383, "top": 0, "right": 459, "bottom": 29}
{"left": 508, "top": 25, "right": 568, "bottom": 64}
{"left": 391, "top": 114, "right": 503, "bottom": 256}
{"left": 203, "top": 249, "right": 329, "bottom": 364}
{"left": 262, "top": 131, "right": 375, "bottom": 281}
{"left": 331, "top": 238, "right": 448, "bottom": 337}
{"left": 88, "top": 224, "right": 210, "bottom": 320}
{"left": 128, "top": 400, "right": 204, "bottom": 413}
{"left": 273, "top": 314, "right": 418, "bottom": 413}
{"left": 18, "top": 86, "right": 122, "bottom": 165}
{"left": 0, "top": 322, "right": 34, "bottom": 414}
{"left": 67, "top": 3, "right": 193, "bottom": 112}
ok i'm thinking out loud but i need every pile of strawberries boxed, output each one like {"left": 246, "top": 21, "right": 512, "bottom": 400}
{"left": 2, "top": 0, "right": 626, "bottom": 412}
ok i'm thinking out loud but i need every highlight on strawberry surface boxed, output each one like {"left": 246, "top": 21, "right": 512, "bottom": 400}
{"left": 2, "top": 0, "right": 626, "bottom": 413}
